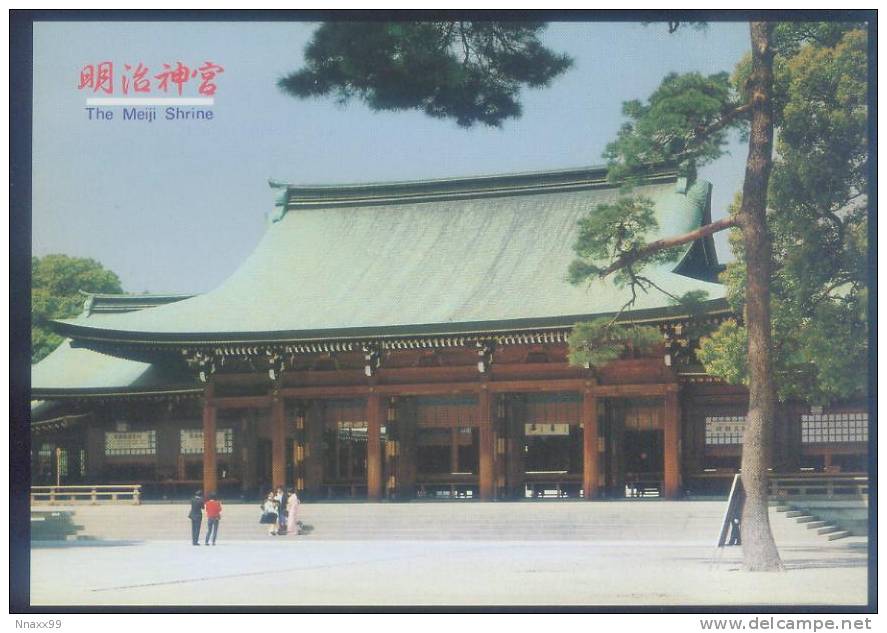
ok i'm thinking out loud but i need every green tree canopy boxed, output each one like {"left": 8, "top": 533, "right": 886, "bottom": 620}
{"left": 569, "top": 24, "right": 867, "bottom": 407}
{"left": 279, "top": 22, "right": 573, "bottom": 128}
{"left": 32, "top": 254, "right": 123, "bottom": 364}
{"left": 697, "top": 26, "right": 868, "bottom": 405}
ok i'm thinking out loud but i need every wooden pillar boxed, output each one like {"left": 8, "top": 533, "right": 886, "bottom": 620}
{"left": 663, "top": 388, "right": 682, "bottom": 499}
{"left": 202, "top": 382, "right": 217, "bottom": 496}
{"left": 366, "top": 393, "right": 383, "bottom": 501}
{"left": 271, "top": 395, "right": 286, "bottom": 489}
{"left": 478, "top": 386, "right": 495, "bottom": 501}
{"left": 582, "top": 390, "right": 599, "bottom": 499}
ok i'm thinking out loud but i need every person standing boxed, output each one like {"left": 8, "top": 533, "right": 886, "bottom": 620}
{"left": 285, "top": 488, "right": 300, "bottom": 536}
{"left": 204, "top": 493, "right": 222, "bottom": 546}
{"left": 188, "top": 490, "right": 204, "bottom": 546}
{"left": 262, "top": 491, "right": 279, "bottom": 536}
{"left": 276, "top": 486, "right": 288, "bottom": 535}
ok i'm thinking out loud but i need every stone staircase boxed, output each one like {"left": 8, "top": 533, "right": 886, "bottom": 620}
{"left": 774, "top": 500, "right": 867, "bottom": 541}
{"left": 34, "top": 500, "right": 732, "bottom": 542}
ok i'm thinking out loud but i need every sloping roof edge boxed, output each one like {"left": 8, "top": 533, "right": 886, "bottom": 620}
{"left": 56, "top": 297, "right": 732, "bottom": 349}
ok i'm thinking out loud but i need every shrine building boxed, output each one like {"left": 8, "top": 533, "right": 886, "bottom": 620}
{"left": 30, "top": 166, "right": 869, "bottom": 501}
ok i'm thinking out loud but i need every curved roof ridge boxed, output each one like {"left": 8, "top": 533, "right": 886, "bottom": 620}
{"left": 278, "top": 164, "right": 680, "bottom": 210}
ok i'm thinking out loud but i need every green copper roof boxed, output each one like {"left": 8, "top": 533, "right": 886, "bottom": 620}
{"left": 55, "top": 167, "right": 725, "bottom": 345}
{"left": 32, "top": 338, "right": 157, "bottom": 391}
{"left": 33, "top": 294, "right": 193, "bottom": 395}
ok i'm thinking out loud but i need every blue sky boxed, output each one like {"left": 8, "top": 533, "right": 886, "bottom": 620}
{"left": 32, "top": 20, "right": 751, "bottom": 295}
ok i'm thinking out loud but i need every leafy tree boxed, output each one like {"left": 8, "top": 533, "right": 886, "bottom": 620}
{"left": 569, "top": 23, "right": 867, "bottom": 571}
{"left": 279, "top": 22, "right": 573, "bottom": 127}
{"left": 32, "top": 255, "right": 123, "bottom": 363}
{"left": 698, "top": 27, "right": 868, "bottom": 406}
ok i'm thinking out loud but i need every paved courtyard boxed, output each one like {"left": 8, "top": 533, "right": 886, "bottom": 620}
{"left": 29, "top": 501, "right": 869, "bottom": 607}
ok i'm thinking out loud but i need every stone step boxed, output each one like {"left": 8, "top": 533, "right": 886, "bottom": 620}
{"left": 795, "top": 515, "right": 819, "bottom": 523}
{"left": 785, "top": 510, "right": 806, "bottom": 518}
{"left": 806, "top": 521, "right": 828, "bottom": 529}
{"left": 775, "top": 505, "right": 792, "bottom": 512}
{"left": 817, "top": 525, "right": 843, "bottom": 535}
{"left": 826, "top": 530, "right": 852, "bottom": 541}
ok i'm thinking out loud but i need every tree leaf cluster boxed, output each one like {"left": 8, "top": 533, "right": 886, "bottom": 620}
{"left": 699, "top": 25, "right": 868, "bottom": 405}
{"left": 567, "top": 317, "right": 662, "bottom": 369}
{"left": 279, "top": 22, "right": 573, "bottom": 128}
{"left": 603, "top": 71, "right": 739, "bottom": 183}
{"left": 31, "top": 254, "right": 123, "bottom": 364}
{"left": 568, "top": 195, "right": 681, "bottom": 290}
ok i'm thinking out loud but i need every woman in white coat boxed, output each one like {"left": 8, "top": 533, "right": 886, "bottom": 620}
{"left": 285, "top": 488, "right": 300, "bottom": 535}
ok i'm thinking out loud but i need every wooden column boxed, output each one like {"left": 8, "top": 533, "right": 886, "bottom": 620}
{"left": 271, "top": 396, "right": 286, "bottom": 489}
{"left": 582, "top": 390, "right": 599, "bottom": 499}
{"left": 202, "top": 382, "right": 217, "bottom": 495}
{"left": 478, "top": 387, "right": 495, "bottom": 501}
{"left": 663, "top": 388, "right": 682, "bottom": 499}
{"left": 366, "top": 393, "right": 383, "bottom": 501}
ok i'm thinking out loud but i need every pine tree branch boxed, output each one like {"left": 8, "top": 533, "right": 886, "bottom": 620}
{"left": 597, "top": 215, "right": 739, "bottom": 278}
{"left": 695, "top": 102, "right": 752, "bottom": 140}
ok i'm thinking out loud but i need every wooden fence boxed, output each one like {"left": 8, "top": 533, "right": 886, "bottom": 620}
{"left": 769, "top": 474, "right": 868, "bottom": 499}
{"left": 31, "top": 484, "right": 142, "bottom": 505}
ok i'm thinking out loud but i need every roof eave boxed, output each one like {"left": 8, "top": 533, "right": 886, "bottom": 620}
{"left": 52, "top": 297, "right": 731, "bottom": 349}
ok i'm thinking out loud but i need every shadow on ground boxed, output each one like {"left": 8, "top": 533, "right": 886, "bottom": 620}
{"left": 31, "top": 539, "right": 142, "bottom": 549}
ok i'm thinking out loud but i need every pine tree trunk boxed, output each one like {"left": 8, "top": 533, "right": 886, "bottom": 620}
{"left": 738, "top": 21, "right": 784, "bottom": 572}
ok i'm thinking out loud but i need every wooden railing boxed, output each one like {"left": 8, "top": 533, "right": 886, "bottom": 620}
{"left": 31, "top": 484, "right": 142, "bottom": 505}
{"left": 769, "top": 474, "right": 868, "bottom": 499}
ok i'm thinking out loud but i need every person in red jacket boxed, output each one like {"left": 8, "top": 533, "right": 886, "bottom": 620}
{"left": 204, "top": 493, "right": 222, "bottom": 546}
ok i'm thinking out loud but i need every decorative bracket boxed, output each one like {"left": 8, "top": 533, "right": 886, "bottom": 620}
{"left": 182, "top": 349, "right": 218, "bottom": 383}
{"left": 266, "top": 350, "right": 287, "bottom": 383}
{"left": 476, "top": 340, "right": 495, "bottom": 373}
{"left": 362, "top": 343, "right": 382, "bottom": 377}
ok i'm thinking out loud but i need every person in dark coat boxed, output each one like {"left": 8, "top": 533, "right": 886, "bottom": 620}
{"left": 276, "top": 486, "right": 288, "bottom": 535}
{"left": 188, "top": 490, "right": 204, "bottom": 545}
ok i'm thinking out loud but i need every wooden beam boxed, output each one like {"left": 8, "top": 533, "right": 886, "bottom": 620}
{"left": 202, "top": 382, "right": 217, "bottom": 496}
{"left": 213, "top": 395, "right": 272, "bottom": 410}
{"left": 366, "top": 393, "right": 383, "bottom": 501}
{"left": 271, "top": 396, "right": 286, "bottom": 489}
{"left": 582, "top": 391, "right": 599, "bottom": 500}
{"left": 478, "top": 386, "right": 495, "bottom": 501}
{"left": 265, "top": 378, "right": 677, "bottom": 400}
{"left": 663, "top": 389, "right": 681, "bottom": 499}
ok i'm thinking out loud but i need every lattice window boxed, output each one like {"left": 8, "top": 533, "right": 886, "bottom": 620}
{"left": 525, "top": 423, "right": 571, "bottom": 436}
{"left": 337, "top": 421, "right": 368, "bottom": 442}
{"left": 705, "top": 416, "right": 746, "bottom": 445}
{"left": 105, "top": 430, "right": 157, "bottom": 456}
{"left": 57, "top": 449, "right": 68, "bottom": 477}
{"left": 180, "top": 429, "right": 234, "bottom": 454}
{"left": 801, "top": 413, "right": 868, "bottom": 444}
